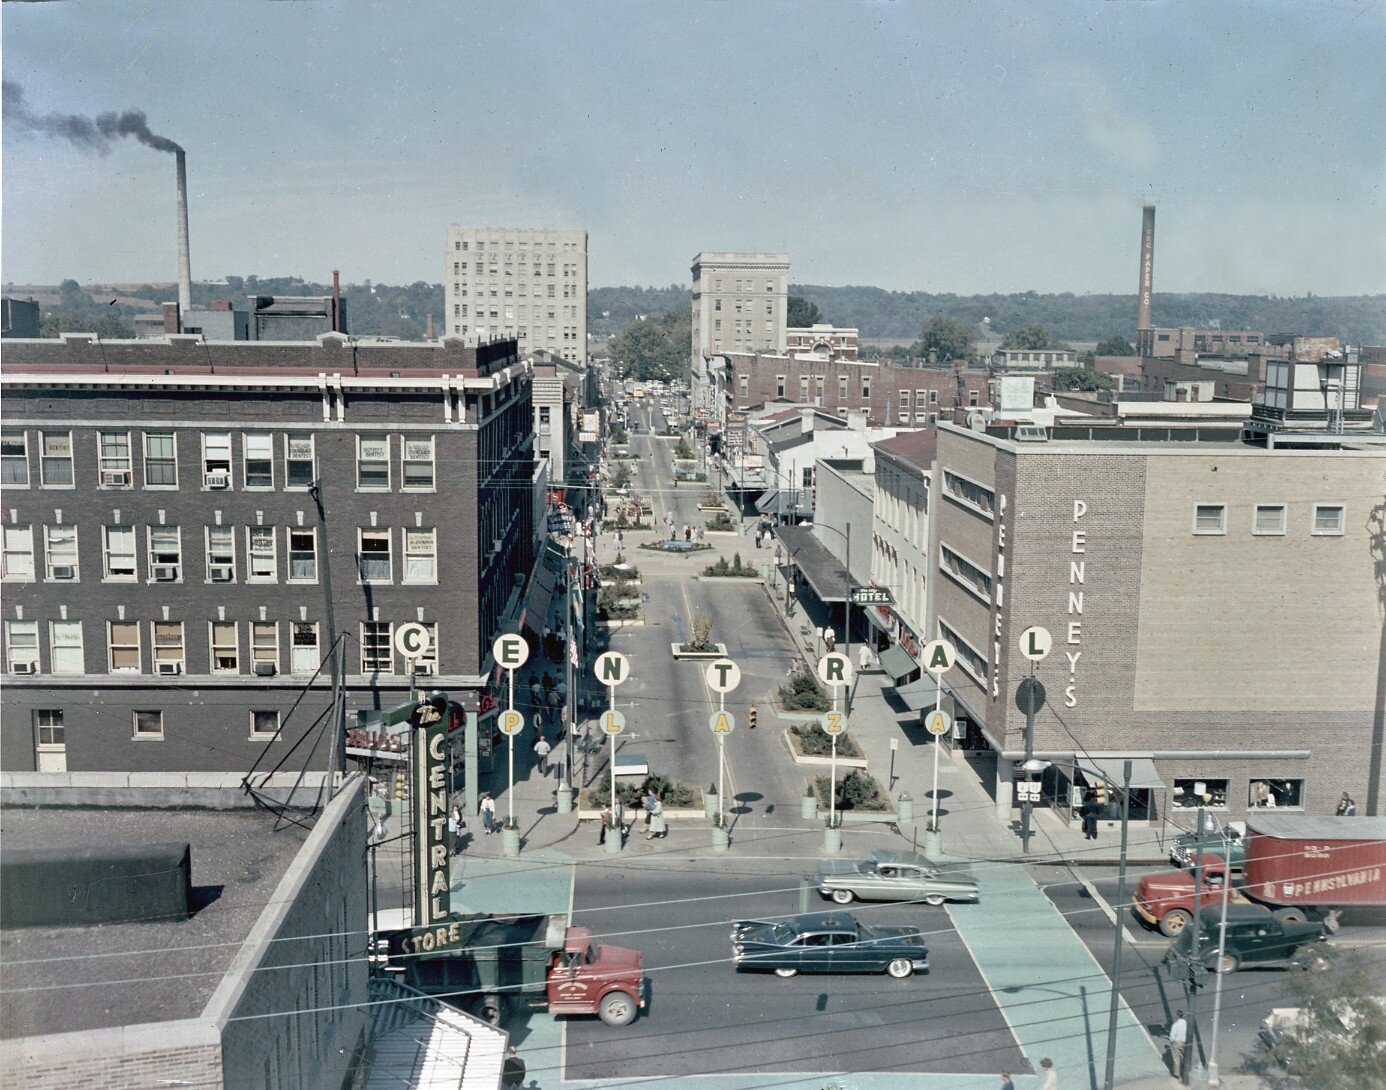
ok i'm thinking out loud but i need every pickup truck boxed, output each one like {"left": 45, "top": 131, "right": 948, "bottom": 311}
{"left": 1163, "top": 903, "right": 1326, "bottom": 975}
{"left": 1169, "top": 817, "right": 1246, "bottom": 870}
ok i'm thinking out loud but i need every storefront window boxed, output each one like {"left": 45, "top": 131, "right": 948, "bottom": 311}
{"left": 1172, "top": 779, "right": 1229, "bottom": 810}
{"left": 1249, "top": 778, "right": 1303, "bottom": 810}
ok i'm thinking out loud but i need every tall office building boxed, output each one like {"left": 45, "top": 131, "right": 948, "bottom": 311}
{"left": 691, "top": 252, "right": 790, "bottom": 361}
{"left": 445, "top": 226, "right": 588, "bottom": 364}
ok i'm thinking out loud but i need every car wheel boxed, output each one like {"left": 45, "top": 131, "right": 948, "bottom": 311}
{"left": 831, "top": 888, "right": 854, "bottom": 905}
{"left": 1274, "top": 907, "right": 1309, "bottom": 925}
{"left": 924, "top": 894, "right": 946, "bottom": 907}
{"left": 1206, "top": 953, "right": 1239, "bottom": 974}
{"left": 1159, "top": 909, "right": 1192, "bottom": 938}
{"left": 774, "top": 967, "right": 798, "bottom": 978}
{"left": 886, "top": 958, "right": 914, "bottom": 979}
{"left": 598, "top": 991, "right": 638, "bottom": 1026}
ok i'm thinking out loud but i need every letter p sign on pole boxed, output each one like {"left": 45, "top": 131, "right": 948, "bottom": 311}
{"left": 492, "top": 633, "right": 532, "bottom": 831}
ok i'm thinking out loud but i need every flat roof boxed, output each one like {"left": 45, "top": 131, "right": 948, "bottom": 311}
{"left": 0, "top": 807, "right": 307, "bottom": 1039}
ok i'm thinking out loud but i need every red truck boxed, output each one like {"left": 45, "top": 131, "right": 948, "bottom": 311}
{"left": 1134, "top": 815, "right": 1386, "bottom": 937}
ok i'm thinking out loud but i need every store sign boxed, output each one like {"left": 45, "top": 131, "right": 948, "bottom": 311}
{"left": 345, "top": 728, "right": 407, "bottom": 761}
{"left": 1064, "top": 500, "right": 1087, "bottom": 708}
{"left": 991, "top": 493, "right": 1009, "bottom": 699}
{"left": 410, "top": 712, "right": 451, "bottom": 926}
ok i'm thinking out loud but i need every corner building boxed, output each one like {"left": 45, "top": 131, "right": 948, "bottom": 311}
{"left": 932, "top": 421, "right": 1386, "bottom": 824}
{"left": 0, "top": 333, "right": 534, "bottom": 772}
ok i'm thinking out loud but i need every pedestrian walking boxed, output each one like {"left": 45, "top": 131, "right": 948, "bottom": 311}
{"left": 534, "top": 735, "right": 552, "bottom": 777}
{"left": 998, "top": 1074, "right": 1015, "bottom": 1090}
{"left": 480, "top": 792, "right": 497, "bottom": 835}
{"left": 696, "top": 525, "right": 705, "bottom": 542}
{"left": 1336, "top": 792, "right": 1358, "bottom": 816}
{"left": 823, "top": 626, "right": 836, "bottom": 653}
{"left": 614, "top": 529, "right": 624, "bottom": 552}
{"left": 548, "top": 687, "right": 560, "bottom": 710}
{"left": 647, "top": 796, "right": 667, "bottom": 839}
{"left": 1039, "top": 1057, "right": 1057, "bottom": 1090}
{"left": 449, "top": 804, "right": 465, "bottom": 856}
{"left": 754, "top": 530, "right": 762, "bottom": 548}
{"left": 501, "top": 1045, "right": 526, "bottom": 1087}
{"left": 683, "top": 524, "right": 691, "bottom": 542}
{"left": 858, "top": 645, "right": 874, "bottom": 674}
{"left": 1081, "top": 794, "right": 1101, "bottom": 841}
{"left": 1167, "top": 1011, "right": 1187, "bottom": 1076}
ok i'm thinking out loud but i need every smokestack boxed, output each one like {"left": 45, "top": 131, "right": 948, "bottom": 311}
{"left": 1137, "top": 204, "right": 1155, "bottom": 330}
{"left": 175, "top": 150, "right": 192, "bottom": 325}
{"left": 426, "top": 313, "right": 433, "bottom": 340}
{"left": 332, "top": 269, "right": 341, "bottom": 333}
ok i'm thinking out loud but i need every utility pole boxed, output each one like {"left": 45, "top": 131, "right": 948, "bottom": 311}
{"left": 843, "top": 522, "right": 851, "bottom": 712}
{"left": 1021, "top": 662, "right": 1036, "bottom": 856}
{"left": 1102, "top": 759, "right": 1133, "bottom": 1090}
{"left": 1186, "top": 807, "right": 1206, "bottom": 1086}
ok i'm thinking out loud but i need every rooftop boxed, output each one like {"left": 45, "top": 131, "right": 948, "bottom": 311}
{"left": 873, "top": 426, "right": 938, "bottom": 469}
{"left": 0, "top": 807, "right": 307, "bottom": 1039}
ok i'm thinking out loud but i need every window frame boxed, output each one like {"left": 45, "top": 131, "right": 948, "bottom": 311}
{"left": 288, "top": 528, "right": 318, "bottom": 583}
{"left": 103, "top": 525, "right": 138, "bottom": 582}
{"left": 250, "top": 710, "right": 281, "bottom": 741}
{"left": 1172, "top": 778, "right": 1230, "bottom": 811}
{"left": 151, "top": 620, "right": 185, "bottom": 674}
{"left": 133, "top": 709, "right": 165, "bottom": 741}
{"left": 97, "top": 430, "right": 133, "bottom": 488}
{"left": 290, "top": 621, "right": 320, "bottom": 674}
{"left": 34, "top": 709, "right": 65, "bottom": 751}
{"left": 358, "top": 528, "right": 393, "bottom": 584}
{"left": 142, "top": 431, "right": 179, "bottom": 489}
{"left": 210, "top": 620, "right": 240, "bottom": 674}
{"left": 360, "top": 621, "right": 393, "bottom": 674}
{"left": 5, "top": 619, "right": 40, "bottom": 674}
{"left": 49, "top": 620, "right": 84, "bottom": 675}
{"left": 1, "top": 524, "right": 36, "bottom": 582}
{"left": 403, "top": 528, "right": 438, "bottom": 585}
{"left": 1252, "top": 504, "right": 1286, "bottom": 537}
{"left": 39, "top": 431, "right": 74, "bottom": 488}
{"left": 401, "top": 436, "right": 436, "bottom": 492}
{"left": 1, "top": 432, "right": 30, "bottom": 488}
{"left": 285, "top": 434, "right": 315, "bottom": 489}
{"left": 1192, "top": 503, "right": 1227, "bottom": 536}
{"left": 247, "top": 526, "right": 277, "bottom": 582}
{"left": 251, "top": 621, "right": 279, "bottom": 671}
{"left": 242, "top": 432, "right": 274, "bottom": 490}
{"left": 1311, "top": 504, "right": 1346, "bottom": 537}
{"left": 357, "top": 434, "right": 391, "bottom": 491}
{"left": 201, "top": 432, "right": 233, "bottom": 488}
{"left": 147, "top": 525, "right": 183, "bottom": 583}
{"left": 108, "top": 620, "right": 142, "bottom": 673}
{"left": 1249, "top": 778, "right": 1305, "bottom": 811}
{"left": 44, "top": 525, "right": 79, "bottom": 582}
{"left": 206, "top": 526, "right": 236, "bottom": 583}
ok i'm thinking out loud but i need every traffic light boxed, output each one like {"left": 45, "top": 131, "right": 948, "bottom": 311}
{"left": 394, "top": 771, "right": 407, "bottom": 800}
{"left": 747, "top": 706, "right": 757, "bottom": 730}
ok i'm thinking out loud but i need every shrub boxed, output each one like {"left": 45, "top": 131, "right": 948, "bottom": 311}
{"left": 610, "top": 463, "right": 633, "bottom": 490}
{"left": 779, "top": 669, "right": 830, "bottom": 711}
{"left": 705, "top": 512, "right": 735, "bottom": 532}
{"left": 675, "top": 438, "right": 693, "bottom": 459}
{"left": 703, "top": 490, "right": 723, "bottom": 508}
{"left": 611, "top": 427, "right": 630, "bottom": 444}
{"left": 599, "top": 557, "right": 641, "bottom": 580}
{"left": 591, "top": 774, "right": 695, "bottom": 809}
{"left": 703, "top": 553, "right": 758, "bottom": 577}
{"left": 813, "top": 770, "right": 889, "bottom": 811}
{"left": 681, "top": 613, "right": 717, "bottom": 653}
{"left": 791, "top": 723, "right": 864, "bottom": 758}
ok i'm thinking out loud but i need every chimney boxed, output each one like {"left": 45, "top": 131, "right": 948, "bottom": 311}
{"left": 162, "top": 302, "right": 180, "bottom": 334}
{"left": 1137, "top": 204, "right": 1155, "bottom": 330}
{"left": 331, "top": 269, "right": 341, "bottom": 333}
{"left": 175, "top": 150, "right": 192, "bottom": 326}
{"left": 426, "top": 313, "right": 433, "bottom": 339}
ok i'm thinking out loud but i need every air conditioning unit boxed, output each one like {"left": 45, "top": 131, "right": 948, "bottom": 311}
{"left": 413, "top": 662, "right": 435, "bottom": 676}
{"left": 156, "top": 661, "right": 182, "bottom": 675}
{"left": 254, "top": 661, "right": 277, "bottom": 677}
{"left": 101, "top": 470, "right": 130, "bottom": 487}
{"left": 50, "top": 565, "right": 75, "bottom": 580}
{"left": 11, "top": 661, "right": 36, "bottom": 675}
{"left": 153, "top": 565, "right": 179, "bottom": 582}
{"left": 209, "top": 566, "right": 234, "bottom": 582}
{"left": 204, "top": 473, "right": 230, "bottom": 489}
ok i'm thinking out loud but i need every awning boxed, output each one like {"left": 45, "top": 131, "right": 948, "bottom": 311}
{"left": 775, "top": 524, "right": 849, "bottom": 603}
{"left": 878, "top": 643, "right": 919, "bottom": 681}
{"left": 523, "top": 581, "right": 553, "bottom": 634}
{"left": 893, "top": 674, "right": 939, "bottom": 711}
{"left": 754, "top": 488, "right": 781, "bottom": 514}
{"left": 1075, "top": 755, "right": 1166, "bottom": 790}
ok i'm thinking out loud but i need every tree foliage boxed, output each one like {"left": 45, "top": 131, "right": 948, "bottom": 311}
{"left": 1051, "top": 367, "right": 1115, "bottom": 392}
{"left": 1094, "top": 334, "right": 1135, "bottom": 356}
{"left": 1264, "top": 944, "right": 1386, "bottom": 1090}
{"left": 606, "top": 308, "right": 689, "bottom": 383}
{"left": 787, "top": 295, "right": 822, "bottom": 328}
{"left": 999, "top": 322, "right": 1065, "bottom": 351}
{"left": 913, "top": 316, "right": 977, "bottom": 363}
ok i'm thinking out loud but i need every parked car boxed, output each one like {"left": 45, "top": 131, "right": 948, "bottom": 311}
{"left": 1169, "top": 817, "right": 1247, "bottom": 870}
{"left": 731, "top": 911, "right": 929, "bottom": 979}
{"left": 1162, "top": 903, "right": 1327, "bottom": 975}
{"left": 813, "top": 849, "right": 979, "bottom": 906}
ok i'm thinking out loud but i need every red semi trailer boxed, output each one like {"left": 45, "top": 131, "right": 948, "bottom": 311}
{"left": 1240, "top": 815, "right": 1386, "bottom": 932}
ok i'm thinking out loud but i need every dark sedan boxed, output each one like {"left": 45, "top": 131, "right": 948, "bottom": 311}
{"left": 730, "top": 911, "right": 929, "bottom": 979}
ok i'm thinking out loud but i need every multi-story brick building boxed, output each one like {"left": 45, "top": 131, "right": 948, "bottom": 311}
{"left": 0, "top": 333, "right": 535, "bottom": 773}
{"left": 725, "top": 352, "right": 989, "bottom": 427}
{"left": 786, "top": 323, "right": 859, "bottom": 361}
{"left": 444, "top": 226, "right": 588, "bottom": 365}
{"left": 930, "top": 416, "right": 1385, "bottom": 828}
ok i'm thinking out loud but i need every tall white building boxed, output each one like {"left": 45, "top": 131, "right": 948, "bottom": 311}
{"left": 690, "top": 252, "right": 789, "bottom": 422}
{"left": 444, "top": 226, "right": 587, "bottom": 364}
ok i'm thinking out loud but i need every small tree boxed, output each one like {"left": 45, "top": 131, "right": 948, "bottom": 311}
{"left": 1264, "top": 944, "right": 1386, "bottom": 1089}
{"left": 913, "top": 316, "right": 977, "bottom": 364}
{"left": 1052, "top": 367, "right": 1115, "bottom": 392}
{"left": 683, "top": 613, "right": 716, "bottom": 653}
{"left": 1093, "top": 334, "right": 1135, "bottom": 356}
{"left": 999, "top": 323, "right": 1064, "bottom": 351}
{"left": 675, "top": 437, "right": 693, "bottom": 459}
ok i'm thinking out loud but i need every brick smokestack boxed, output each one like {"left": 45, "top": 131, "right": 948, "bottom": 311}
{"left": 1137, "top": 204, "right": 1155, "bottom": 330}
{"left": 175, "top": 149, "right": 192, "bottom": 324}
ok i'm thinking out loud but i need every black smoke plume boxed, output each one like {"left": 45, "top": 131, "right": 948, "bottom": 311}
{"left": 3, "top": 80, "right": 182, "bottom": 154}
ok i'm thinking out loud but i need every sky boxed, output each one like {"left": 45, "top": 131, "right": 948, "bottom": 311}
{"left": 3, "top": 0, "right": 1384, "bottom": 296}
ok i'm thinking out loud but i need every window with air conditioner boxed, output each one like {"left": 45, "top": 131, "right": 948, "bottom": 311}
{"left": 40, "top": 432, "right": 74, "bottom": 487}
{"left": 357, "top": 435, "right": 390, "bottom": 490}
{"left": 288, "top": 529, "right": 317, "bottom": 582}
{"left": 360, "top": 622, "right": 392, "bottom": 674}
{"left": 247, "top": 526, "right": 276, "bottom": 581}
{"left": 285, "top": 434, "right": 314, "bottom": 488}
{"left": 143, "top": 432, "right": 178, "bottom": 488}
{"left": 243, "top": 432, "right": 273, "bottom": 489}
{"left": 44, "top": 525, "right": 79, "bottom": 581}
{"left": 103, "top": 525, "right": 137, "bottom": 581}
{"left": 133, "top": 710, "right": 164, "bottom": 740}
{"left": 2, "top": 525, "right": 35, "bottom": 581}
{"left": 147, "top": 526, "right": 182, "bottom": 582}
{"left": 210, "top": 621, "right": 239, "bottom": 673}
{"left": 404, "top": 529, "right": 437, "bottom": 584}
{"left": 206, "top": 526, "right": 235, "bottom": 582}
{"left": 108, "top": 621, "right": 141, "bottom": 672}
{"left": 50, "top": 620, "right": 84, "bottom": 675}
{"left": 151, "top": 621, "right": 184, "bottom": 674}
{"left": 6, "top": 620, "right": 39, "bottom": 674}
{"left": 1, "top": 433, "right": 29, "bottom": 487}
{"left": 202, "top": 432, "right": 232, "bottom": 488}
{"left": 251, "top": 622, "right": 278, "bottom": 674}
{"left": 358, "top": 529, "right": 392, "bottom": 583}
{"left": 402, "top": 437, "right": 435, "bottom": 491}
{"left": 290, "top": 621, "right": 319, "bottom": 674}
{"left": 98, "top": 431, "right": 132, "bottom": 487}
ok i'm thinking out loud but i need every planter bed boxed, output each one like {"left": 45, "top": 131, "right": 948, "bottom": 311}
{"left": 769, "top": 694, "right": 831, "bottom": 721}
{"left": 575, "top": 805, "right": 707, "bottom": 823}
{"left": 810, "top": 772, "right": 894, "bottom": 817}
{"left": 670, "top": 641, "right": 729, "bottom": 659}
{"left": 698, "top": 575, "right": 764, "bottom": 584}
{"left": 639, "top": 541, "right": 713, "bottom": 555}
{"left": 598, "top": 617, "right": 646, "bottom": 630}
{"left": 782, "top": 728, "right": 869, "bottom": 770}
{"left": 696, "top": 505, "right": 728, "bottom": 513}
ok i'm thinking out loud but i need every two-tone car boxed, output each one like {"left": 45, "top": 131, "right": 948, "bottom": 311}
{"left": 1169, "top": 819, "right": 1247, "bottom": 870}
{"left": 730, "top": 911, "right": 930, "bottom": 979}
{"left": 813, "top": 849, "right": 980, "bottom": 906}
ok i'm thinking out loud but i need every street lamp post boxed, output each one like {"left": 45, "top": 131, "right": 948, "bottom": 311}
{"left": 1101, "top": 759, "right": 1134, "bottom": 1090}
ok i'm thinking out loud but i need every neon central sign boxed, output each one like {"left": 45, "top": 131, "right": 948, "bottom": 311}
{"left": 410, "top": 706, "right": 451, "bottom": 926}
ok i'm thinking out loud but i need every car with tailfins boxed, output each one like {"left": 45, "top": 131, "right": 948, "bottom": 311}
{"left": 813, "top": 849, "right": 980, "bottom": 906}
{"left": 730, "top": 911, "right": 929, "bottom": 979}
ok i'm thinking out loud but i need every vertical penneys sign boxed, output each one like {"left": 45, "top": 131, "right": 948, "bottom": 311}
{"left": 1065, "top": 500, "right": 1087, "bottom": 708}
{"left": 410, "top": 694, "right": 451, "bottom": 925}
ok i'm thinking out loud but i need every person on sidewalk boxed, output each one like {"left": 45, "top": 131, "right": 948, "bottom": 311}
{"left": 534, "top": 735, "right": 552, "bottom": 777}
{"left": 647, "top": 796, "right": 667, "bottom": 839}
{"left": 858, "top": 645, "right": 873, "bottom": 674}
{"left": 1081, "top": 794, "right": 1101, "bottom": 841}
{"left": 480, "top": 792, "right": 497, "bottom": 835}
{"left": 1038, "top": 1057, "right": 1057, "bottom": 1090}
{"left": 823, "top": 626, "right": 836, "bottom": 653}
{"left": 449, "top": 804, "right": 465, "bottom": 856}
{"left": 998, "top": 1074, "right": 1014, "bottom": 1090}
{"left": 1167, "top": 1010, "right": 1187, "bottom": 1076}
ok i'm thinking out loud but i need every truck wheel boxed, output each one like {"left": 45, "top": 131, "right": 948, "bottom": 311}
{"left": 774, "top": 967, "right": 798, "bottom": 978}
{"left": 1274, "top": 907, "right": 1309, "bottom": 925}
{"left": 478, "top": 995, "right": 506, "bottom": 1026}
{"left": 831, "top": 888, "right": 854, "bottom": 905}
{"left": 598, "top": 991, "right": 638, "bottom": 1027}
{"left": 886, "top": 958, "right": 914, "bottom": 979}
{"left": 1159, "top": 909, "right": 1192, "bottom": 938}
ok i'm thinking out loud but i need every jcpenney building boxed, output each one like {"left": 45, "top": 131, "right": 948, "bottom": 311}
{"left": 932, "top": 418, "right": 1386, "bottom": 825}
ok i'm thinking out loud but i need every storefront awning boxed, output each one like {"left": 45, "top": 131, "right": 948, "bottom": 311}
{"left": 893, "top": 674, "right": 938, "bottom": 711}
{"left": 1075, "top": 755, "right": 1165, "bottom": 791}
{"left": 879, "top": 643, "right": 919, "bottom": 681}
{"left": 754, "top": 488, "right": 781, "bottom": 514}
{"left": 775, "top": 524, "right": 849, "bottom": 603}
